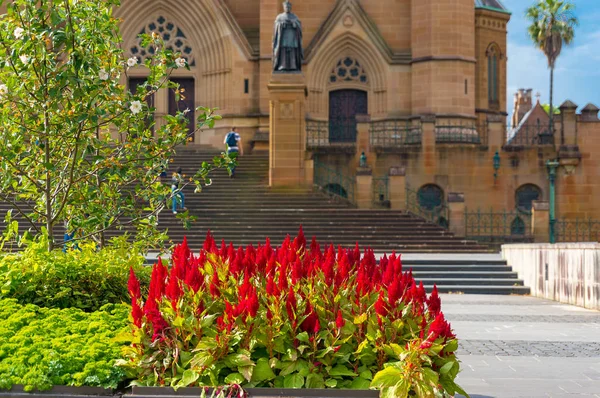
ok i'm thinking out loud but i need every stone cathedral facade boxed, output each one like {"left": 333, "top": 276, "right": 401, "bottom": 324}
{"left": 116, "top": 0, "right": 600, "bottom": 243}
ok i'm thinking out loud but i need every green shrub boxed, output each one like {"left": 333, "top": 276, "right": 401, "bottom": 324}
{"left": 0, "top": 242, "right": 150, "bottom": 311}
{"left": 0, "top": 299, "right": 130, "bottom": 391}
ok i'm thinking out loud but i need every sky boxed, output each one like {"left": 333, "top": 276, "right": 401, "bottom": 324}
{"left": 501, "top": 0, "right": 600, "bottom": 118}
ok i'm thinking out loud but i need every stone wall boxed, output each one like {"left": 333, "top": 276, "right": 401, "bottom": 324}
{"left": 502, "top": 243, "right": 600, "bottom": 310}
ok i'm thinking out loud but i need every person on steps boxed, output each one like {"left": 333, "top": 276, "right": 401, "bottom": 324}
{"left": 171, "top": 167, "right": 186, "bottom": 214}
{"left": 224, "top": 127, "right": 243, "bottom": 178}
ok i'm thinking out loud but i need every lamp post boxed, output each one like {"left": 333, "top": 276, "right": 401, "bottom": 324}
{"left": 493, "top": 151, "right": 501, "bottom": 183}
{"left": 546, "top": 159, "right": 559, "bottom": 243}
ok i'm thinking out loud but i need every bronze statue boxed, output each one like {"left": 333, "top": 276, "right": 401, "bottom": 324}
{"left": 272, "top": 1, "right": 303, "bottom": 72}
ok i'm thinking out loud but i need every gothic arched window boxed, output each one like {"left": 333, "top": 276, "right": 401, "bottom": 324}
{"left": 515, "top": 184, "right": 542, "bottom": 213}
{"left": 486, "top": 43, "right": 501, "bottom": 109}
{"left": 130, "top": 16, "right": 196, "bottom": 66}
{"left": 329, "top": 57, "right": 368, "bottom": 85}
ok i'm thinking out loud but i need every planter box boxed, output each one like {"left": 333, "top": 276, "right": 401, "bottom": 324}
{"left": 0, "top": 386, "right": 379, "bottom": 398}
{"left": 131, "top": 387, "right": 379, "bottom": 398}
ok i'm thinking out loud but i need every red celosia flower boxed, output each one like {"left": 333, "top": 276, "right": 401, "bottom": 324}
{"left": 335, "top": 310, "right": 345, "bottom": 329}
{"left": 300, "top": 303, "right": 320, "bottom": 334}
{"left": 285, "top": 286, "right": 297, "bottom": 321}
{"left": 427, "top": 285, "right": 441, "bottom": 317}
{"left": 247, "top": 287, "right": 259, "bottom": 317}
{"left": 131, "top": 297, "right": 143, "bottom": 328}
{"left": 128, "top": 267, "right": 141, "bottom": 300}
{"left": 210, "top": 271, "right": 220, "bottom": 297}
{"left": 388, "top": 276, "right": 403, "bottom": 307}
{"left": 374, "top": 292, "right": 389, "bottom": 317}
{"left": 293, "top": 226, "right": 306, "bottom": 252}
{"left": 184, "top": 262, "right": 203, "bottom": 293}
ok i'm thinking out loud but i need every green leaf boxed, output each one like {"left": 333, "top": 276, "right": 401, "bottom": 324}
{"left": 279, "top": 361, "right": 297, "bottom": 376}
{"left": 179, "top": 369, "right": 199, "bottom": 387}
{"left": 296, "top": 331, "right": 310, "bottom": 343}
{"left": 224, "top": 373, "right": 245, "bottom": 385}
{"left": 238, "top": 365, "right": 253, "bottom": 382}
{"left": 349, "top": 377, "right": 371, "bottom": 389}
{"left": 226, "top": 353, "right": 254, "bottom": 367}
{"left": 305, "top": 373, "right": 325, "bottom": 388}
{"left": 371, "top": 366, "right": 404, "bottom": 389}
{"left": 443, "top": 339, "right": 459, "bottom": 354}
{"left": 325, "top": 378, "right": 337, "bottom": 388}
{"left": 251, "top": 358, "right": 276, "bottom": 383}
{"left": 422, "top": 367, "right": 439, "bottom": 385}
{"left": 328, "top": 365, "right": 357, "bottom": 377}
{"left": 283, "top": 374, "right": 304, "bottom": 389}
{"left": 359, "top": 370, "right": 372, "bottom": 380}
{"left": 439, "top": 361, "right": 454, "bottom": 375}
{"left": 354, "top": 313, "right": 368, "bottom": 324}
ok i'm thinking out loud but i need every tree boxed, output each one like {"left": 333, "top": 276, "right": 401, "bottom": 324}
{"left": 526, "top": 0, "right": 578, "bottom": 145}
{"left": 0, "top": 0, "right": 232, "bottom": 252}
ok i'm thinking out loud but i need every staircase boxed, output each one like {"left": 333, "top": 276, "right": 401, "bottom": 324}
{"left": 158, "top": 148, "right": 492, "bottom": 253}
{"left": 407, "top": 258, "right": 529, "bottom": 295}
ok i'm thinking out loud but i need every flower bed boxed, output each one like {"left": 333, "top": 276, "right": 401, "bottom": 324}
{"left": 122, "top": 229, "right": 467, "bottom": 397}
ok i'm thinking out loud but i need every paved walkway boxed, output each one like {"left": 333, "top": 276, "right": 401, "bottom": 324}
{"left": 444, "top": 294, "right": 600, "bottom": 397}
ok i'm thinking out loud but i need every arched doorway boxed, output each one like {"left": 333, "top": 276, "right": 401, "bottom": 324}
{"left": 328, "top": 89, "right": 367, "bottom": 143}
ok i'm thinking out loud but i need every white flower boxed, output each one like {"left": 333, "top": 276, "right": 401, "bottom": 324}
{"left": 183, "top": 108, "right": 191, "bottom": 115}
{"left": 126, "top": 57, "right": 138, "bottom": 67}
{"left": 175, "top": 57, "right": 186, "bottom": 68}
{"left": 19, "top": 55, "right": 29, "bottom": 65}
{"left": 14, "top": 27, "right": 24, "bottom": 39}
{"left": 0, "top": 84, "right": 8, "bottom": 98}
{"left": 98, "top": 69, "right": 109, "bottom": 81}
{"left": 130, "top": 100, "right": 143, "bottom": 115}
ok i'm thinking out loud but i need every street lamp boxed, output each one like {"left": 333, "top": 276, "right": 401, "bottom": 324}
{"left": 546, "top": 159, "right": 559, "bottom": 244}
{"left": 493, "top": 151, "right": 501, "bottom": 183}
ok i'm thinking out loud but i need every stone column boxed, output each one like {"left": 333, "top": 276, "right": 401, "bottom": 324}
{"left": 487, "top": 120, "right": 505, "bottom": 149}
{"left": 558, "top": 100, "right": 581, "bottom": 174}
{"left": 388, "top": 166, "right": 406, "bottom": 210}
{"left": 268, "top": 73, "right": 307, "bottom": 187}
{"left": 559, "top": 100, "right": 578, "bottom": 148}
{"left": 304, "top": 154, "right": 314, "bottom": 186}
{"left": 532, "top": 200, "right": 550, "bottom": 243}
{"left": 356, "top": 167, "right": 373, "bottom": 209}
{"left": 355, "top": 114, "right": 373, "bottom": 168}
{"left": 421, "top": 116, "right": 436, "bottom": 174}
{"left": 448, "top": 193, "right": 466, "bottom": 237}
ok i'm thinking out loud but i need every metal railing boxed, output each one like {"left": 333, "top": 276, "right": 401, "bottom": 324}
{"left": 313, "top": 160, "right": 356, "bottom": 204}
{"left": 435, "top": 121, "right": 487, "bottom": 144}
{"left": 370, "top": 120, "right": 422, "bottom": 148}
{"left": 372, "top": 176, "right": 389, "bottom": 206}
{"left": 306, "top": 119, "right": 356, "bottom": 149}
{"left": 555, "top": 218, "right": 600, "bottom": 242}
{"left": 406, "top": 185, "right": 449, "bottom": 228}
{"left": 465, "top": 208, "right": 533, "bottom": 242}
{"left": 505, "top": 123, "right": 554, "bottom": 146}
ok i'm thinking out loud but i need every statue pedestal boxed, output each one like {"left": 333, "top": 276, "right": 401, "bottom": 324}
{"left": 268, "top": 73, "right": 307, "bottom": 187}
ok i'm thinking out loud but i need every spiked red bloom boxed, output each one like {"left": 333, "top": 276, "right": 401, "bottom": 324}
{"left": 131, "top": 297, "right": 143, "bottom": 328}
{"left": 285, "top": 287, "right": 297, "bottom": 321}
{"left": 300, "top": 303, "right": 320, "bottom": 334}
{"left": 335, "top": 310, "right": 345, "bottom": 329}
{"left": 374, "top": 292, "right": 389, "bottom": 317}
{"left": 209, "top": 271, "right": 220, "bottom": 297}
{"left": 293, "top": 226, "right": 306, "bottom": 252}
{"left": 184, "top": 262, "right": 203, "bottom": 293}
{"left": 202, "top": 231, "right": 214, "bottom": 252}
{"left": 247, "top": 287, "right": 259, "bottom": 317}
{"left": 128, "top": 267, "right": 141, "bottom": 300}
{"left": 426, "top": 312, "right": 455, "bottom": 342}
{"left": 388, "top": 276, "right": 403, "bottom": 307}
{"left": 427, "top": 285, "right": 441, "bottom": 317}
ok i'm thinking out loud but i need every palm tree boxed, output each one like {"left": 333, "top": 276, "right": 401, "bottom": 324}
{"left": 526, "top": 0, "right": 578, "bottom": 146}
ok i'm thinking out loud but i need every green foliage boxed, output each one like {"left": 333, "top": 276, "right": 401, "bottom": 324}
{"left": 0, "top": 241, "right": 150, "bottom": 311}
{"left": 0, "top": 0, "right": 232, "bottom": 251}
{"left": 542, "top": 103, "right": 561, "bottom": 115}
{"left": 526, "top": 0, "right": 578, "bottom": 67}
{"left": 0, "top": 299, "right": 130, "bottom": 391}
{"left": 120, "top": 233, "right": 467, "bottom": 396}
